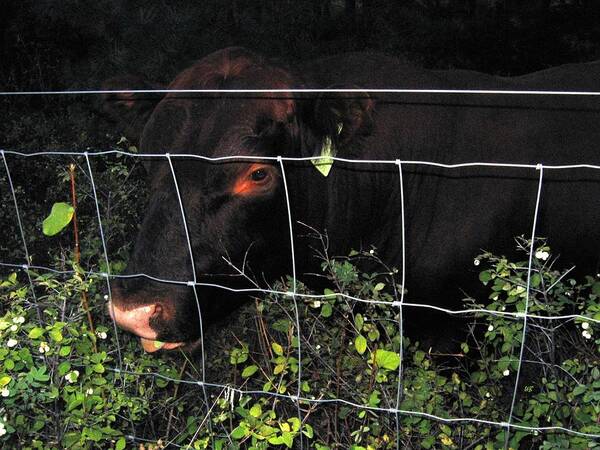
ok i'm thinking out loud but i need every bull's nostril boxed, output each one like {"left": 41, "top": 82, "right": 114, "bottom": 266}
{"left": 151, "top": 303, "right": 163, "bottom": 319}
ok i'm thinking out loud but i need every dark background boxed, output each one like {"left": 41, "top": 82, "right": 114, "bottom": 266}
{"left": 2, "top": 0, "right": 600, "bottom": 92}
{"left": 2, "top": 0, "right": 600, "bottom": 150}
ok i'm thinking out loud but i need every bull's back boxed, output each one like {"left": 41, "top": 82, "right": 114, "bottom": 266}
{"left": 304, "top": 54, "right": 600, "bottom": 305}
{"left": 304, "top": 54, "right": 600, "bottom": 164}
{"left": 404, "top": 61, "right": 600, "bottom": 304}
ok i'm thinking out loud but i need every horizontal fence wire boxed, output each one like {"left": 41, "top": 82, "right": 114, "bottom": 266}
{"left": 1, "top": 88, "right": 600, "bottom": 96}
{"left": 0, "top": 260, "right": 598, "bottom": 324}
{"left": 2, "top": 86, "right": 600, "bottom": 447}
{"left": 104, "top": 366, "right": 600, "bottom": 440}
{"left": 2, "top": 149, "right": 600, "bottom": 170}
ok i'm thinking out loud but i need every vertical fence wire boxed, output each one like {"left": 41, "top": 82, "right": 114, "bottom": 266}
{"left": 1, "top": 150, "right": 42, "bottom": 323}
{"left": 394, "top": 160, "right": 407, "bottom": 450}
{"left": 503, "top": 165, "right": 544, "bottom": 449}
{"left": 165, "top": 153, "right": 213, "bottom": 443}
{"left": 83, "top": 152, "right": 139, "bottom": 435}
{"left": 84, "top": 153, "right": 124, "bottom": 369}
{"left": 277, "top": 155, "right": 305, "bottom": 449}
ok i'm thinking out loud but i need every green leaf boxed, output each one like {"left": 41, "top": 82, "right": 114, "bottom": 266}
{"left": 249, "top": 403, "right": 262, "bottom": 418}
{"left": 269, "top": 436, "right": 284, "bottom": 445}
{"left": 42, "top": 202, "right": 74, "bottom": 236}
{"left": 115, "top": 437, "right": 126, "bottom": 450}
{"left": 32, "top": 420, "right": 45, "bottom": 432}
{"left": 367, "top": 327, "right": 380, "bottom": 341}
{"left": 354, "top": 313, "right": 364, "bottom": 331}
{"left": 440, "top": 425, "right": 452, "bottom": 436}
{"left": 231, "top": 424, "right": 248, "bottom": 439}
{"left": 368, "top": 390, "right": 381, "bottom": 407}
{"left": 272, "top": 342, "right": 283, "bottom": 356}
{"left": 85, "top": 427, "right": 102, "bottom": 442}
{"left": 413, "top": 350, "right": 425, "bottom": 364}
{"left": 272, "top": 319, "right": 291, "bottom": 332}
{"left": 281, "top": 431, "right": 294, "bottom": 448}
{"left": 573, "top": 384, "right": 587, "bottom": 396}
{"left": 0, "top": 376, "right": 11, "bottom": 387}
{"left": 479, "top": 271, "right": 492, "bottom": 283}
{"left": 63, "top": 432, "right": 81, "bottom": 448}
{"left": 323, "top": 288, "right": 336, "bottom": 299}
{"left": 373, "top": 282, "right": 385, "bottom": 292}
{"left": 303, "top": 423, "right": 314, "bottom": 439}
{"left": 471, "top": 371, "right": 487, "bottom": 384}
{"left": 230, "top": 346, "right": 249, "bottom": 364}
{"left": 354, "top": 335, "right": 367, "bottom": 355}
{"left": 421, "top": 435, "right": 435, "bottom": 449}
{"left": 28, "top": 327, "right": 44, "bottom": 339}
{"left": 288, "top": 417, "right": 301, "bottom": 432}
{"left": 32, "top": 366, "right": 50, "bottom": 382}
{"left": 49, "top": 329, "right": 63, "bottom": 342}
{"left": 58, "top": 361, "right": 71, "bottom": 376}
{"left": 321, "top": 303, "right": 333, "bottom": 318}
{"left": 241, "top": 365, "right": 259, "bottom": 378}
{"left": 374, "top": 349, "right": 401, "bottom": 371}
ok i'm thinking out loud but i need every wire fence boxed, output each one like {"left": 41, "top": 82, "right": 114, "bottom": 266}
{"left": 2, "top": 87, "right": 600, "bottom": 448}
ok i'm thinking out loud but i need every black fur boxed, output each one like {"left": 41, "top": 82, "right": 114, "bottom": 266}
{"left": 107, "top": 47, "right": 600, "bottom": 346}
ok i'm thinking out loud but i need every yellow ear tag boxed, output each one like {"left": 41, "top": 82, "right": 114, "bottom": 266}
{"left": 312, "top": 136, "right": 335, "bottom": 177}
{"left": 311, "top": 123, "right": 343, "bottom": 177}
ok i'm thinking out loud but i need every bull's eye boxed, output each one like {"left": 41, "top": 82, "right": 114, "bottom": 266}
{"left": 250, "top": 169, "right": 268, "bottom": 182}
{"left": 232, "top": 164, "right": 275, "bottom": 196}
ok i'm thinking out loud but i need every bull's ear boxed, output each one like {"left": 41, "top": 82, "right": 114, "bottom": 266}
{"left": 101, "top": 75, "right": 164, "bottom": 143}
{"left": 299, "top": 86, "right": 374, "bottom": 176}
{"left": 312, "top": 86, "right": 374, "bottom": 147}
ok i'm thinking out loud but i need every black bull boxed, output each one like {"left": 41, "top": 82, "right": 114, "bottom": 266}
{"left": 104, "top": 47, "right": 600, "bottom": 353}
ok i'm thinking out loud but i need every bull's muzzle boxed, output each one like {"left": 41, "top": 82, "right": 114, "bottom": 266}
{"left": 107, "top": 300, "right": 184, "bottom": 353}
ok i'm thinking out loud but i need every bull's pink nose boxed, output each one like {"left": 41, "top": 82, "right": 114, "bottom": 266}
{"left": 108, "top": 300, "right": 160, "bottom": 340}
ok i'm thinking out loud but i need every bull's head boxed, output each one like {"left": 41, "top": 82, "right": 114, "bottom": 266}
{"left": 103, "top": 47, "right": 374, "bottom": 352}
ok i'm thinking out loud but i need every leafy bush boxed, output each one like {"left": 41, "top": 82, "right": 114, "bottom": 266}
{"left": 2, "top": 237, "right": 599, "bottom": 449}
{"left": 0, "top": 268, "right": 179, "bottom": 449}
{"left": 194, "top": 239, "right": 599, "bottom": 449}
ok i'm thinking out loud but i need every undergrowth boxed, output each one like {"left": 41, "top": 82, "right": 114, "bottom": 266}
{"left": 1, "top": 155, "right": 599, "bottom": 449}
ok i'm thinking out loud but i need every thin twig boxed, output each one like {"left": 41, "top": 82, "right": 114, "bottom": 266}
{"left": 69, "top": 163, "right": 96, "bottom": 351}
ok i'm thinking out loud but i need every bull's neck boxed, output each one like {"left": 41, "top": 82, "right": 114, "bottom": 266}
{"left": 289, "top": 160, "right": 407, "bottom": 274}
